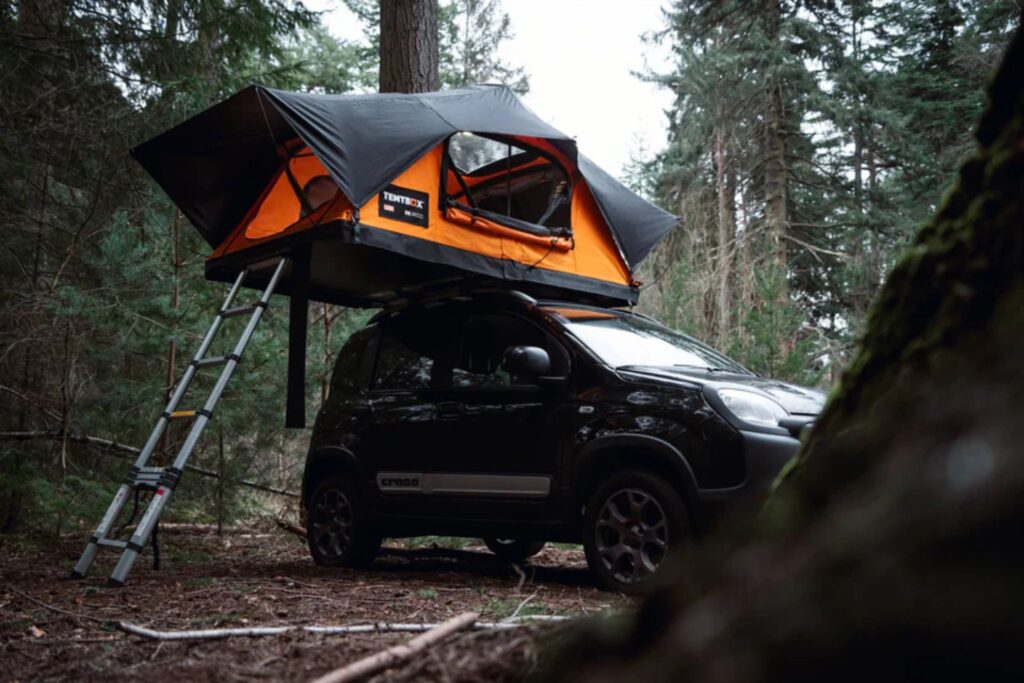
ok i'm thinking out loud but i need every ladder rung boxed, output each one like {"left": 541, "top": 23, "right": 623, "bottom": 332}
{"left": 133, "top": 467, "right": 164, "bottom": 487}
{"left": 169, "top": 410, "right": 196, "bottom": 420}
{"left": 97, "top": 539, "right": 128, "bottom": 549}
{"left": 221, "top": 303, "right": 259, "bottom": 318}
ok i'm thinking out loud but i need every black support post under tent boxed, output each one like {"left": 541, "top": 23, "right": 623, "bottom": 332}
{"left": 286, "top": 246, "right": 311, "bottom": 428}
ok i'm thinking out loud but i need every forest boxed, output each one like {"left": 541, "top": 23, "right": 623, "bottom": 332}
{"left": 1, "top": 0, "right": 1022, "bottom": 681}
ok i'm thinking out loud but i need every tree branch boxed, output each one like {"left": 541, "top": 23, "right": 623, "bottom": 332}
{"left": 0, "top": 431, "right": 298, "bottom": 498}
{"left": 310, "top": 612, "right": 481, "bottom": 683}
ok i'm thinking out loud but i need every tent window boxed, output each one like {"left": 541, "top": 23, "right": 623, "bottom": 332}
{"left": 301, "top": 175, "right": 340, "bottom": 218}
{"left": 443, "top": 133, "right": 572, "bottom": 239}
{"left": 449, "top": 134, "right": 527, "bottom": 173}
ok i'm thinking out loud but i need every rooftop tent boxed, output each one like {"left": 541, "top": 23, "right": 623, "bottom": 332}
{"left": 131, "top": 84, "right": 677, "bottom": 307}
{"left": 130, "top": 84, "right": 677, "bottom": 425}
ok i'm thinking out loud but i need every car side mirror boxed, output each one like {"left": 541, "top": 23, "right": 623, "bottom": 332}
{"left": 502, "top": 345, "right": 552, "bottom": 376}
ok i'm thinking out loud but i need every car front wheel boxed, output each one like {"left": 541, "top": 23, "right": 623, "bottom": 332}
{"left": 583, "top": 470, "right": 688, "bottom": 593}
{"left": 307, "top": 476, "right": 380, "bottom": 568}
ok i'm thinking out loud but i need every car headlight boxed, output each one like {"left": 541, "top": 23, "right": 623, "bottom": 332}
{"left": 717, "top": 389, "right": 788, "bottom": 428}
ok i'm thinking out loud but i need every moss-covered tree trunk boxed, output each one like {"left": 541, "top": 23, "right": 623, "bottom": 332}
{"left": 545, "top": 20, "right": 1024, "bottom": 683}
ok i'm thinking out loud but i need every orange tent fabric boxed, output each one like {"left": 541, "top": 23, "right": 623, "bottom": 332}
{"left": 212, "top": 141, "right": 633, "bottom": 292}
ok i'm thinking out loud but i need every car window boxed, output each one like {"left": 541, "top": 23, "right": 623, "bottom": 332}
{"left": 373, "top": 315, "right": 451, "bottom": 391}
{"left": 330, "top": 329, "right": 372, "bottom": 397}
{"left": 548, "top": 307, "right": 750, "bottom": 374}
{"left": 373, "top": 336, "right": 434, "bottom": 390}
{"left": 454, "top": 313, "right": 564, "bottom": 388}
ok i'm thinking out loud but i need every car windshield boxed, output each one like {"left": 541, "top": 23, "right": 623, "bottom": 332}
{"left": 546, "top": 307, "right": 751, "bottom": 374}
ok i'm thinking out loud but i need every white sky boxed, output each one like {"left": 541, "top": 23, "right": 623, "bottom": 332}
{"left": 311, "top": 0, "right": 674, "bottom": 179}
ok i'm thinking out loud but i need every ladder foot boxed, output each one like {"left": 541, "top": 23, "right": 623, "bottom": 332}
{"left": 106, "top": 576, "right": 126, "bottom": 588}
{"left": 69, "top": 570, "right": 85, "bottom": 580}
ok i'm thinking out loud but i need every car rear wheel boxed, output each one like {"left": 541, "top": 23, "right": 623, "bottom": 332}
{"left": 307, "top": 476, "right": 380, "bottom": 568}
{"left": 583, "top": 470, "right": 688, "bottom": 593}
{"left": 483, "top": 537, "right": 546, "bottom": 563}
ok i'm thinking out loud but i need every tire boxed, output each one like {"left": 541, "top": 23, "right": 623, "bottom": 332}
{"left": 483, "top": 537, "right": 546, "bottom": 563}
{"left": 583, "top": 470, "right": 689, "bottom": 594}
{"left": 306, "top": 475, "right": 381, "bottom": 568}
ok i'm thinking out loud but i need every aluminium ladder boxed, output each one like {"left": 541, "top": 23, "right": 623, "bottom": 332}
{"left": 71, "top": 257, "right": 289, "bottom": 586}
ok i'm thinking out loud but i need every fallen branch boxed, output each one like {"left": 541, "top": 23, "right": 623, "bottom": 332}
{"left": 310, "top": 611, "right": 480, "bottom": 683}
{"left": 145, "top": 523, "right": 258, "bottom": 535}
{"left": 118, "top": 614, "right": 567, "bottom": 642}
{"left": 11, "top": 588, "right": 108, "bottom": 624}
{"left": 0, "top": 384, "right": 62, "bottom": 424}
{"left": 0, "top": 431, "right": 298, "bottom": 498}
{"left": 274, "top": 517, "right": 307, "bottom": 538}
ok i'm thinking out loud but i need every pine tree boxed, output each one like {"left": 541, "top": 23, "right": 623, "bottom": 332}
{"left": 0, "top": 0, "right": 362, "bottom": 532}
{"left": 641, "top": 0, "right": 823, "bottom": 381}
{"left": 641, "top": 0, "right": 1017, "bottom": 385}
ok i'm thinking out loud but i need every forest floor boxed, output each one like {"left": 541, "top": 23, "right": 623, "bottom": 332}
{"left": 0, "top": 526, "right": 627, "bottom": 682}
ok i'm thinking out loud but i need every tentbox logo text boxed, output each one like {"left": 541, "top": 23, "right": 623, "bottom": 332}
{"left": 378, "top": 185, "right": 429, "bottom": 228}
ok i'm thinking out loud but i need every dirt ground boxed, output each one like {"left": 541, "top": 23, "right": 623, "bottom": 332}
{"left": 0, "top": 527, "right": 629, "bottom": 682}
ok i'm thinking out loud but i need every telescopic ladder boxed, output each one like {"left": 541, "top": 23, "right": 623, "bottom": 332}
{"left": 71, "top": 257, "right": 289, "bottom": 586}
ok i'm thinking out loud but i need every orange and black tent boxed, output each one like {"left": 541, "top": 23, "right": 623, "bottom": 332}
{"left": 131, "top": 84, "right": 677, "bottom": 424}
{"left": 133, "top": 84, "right": 676, "bottom": 306}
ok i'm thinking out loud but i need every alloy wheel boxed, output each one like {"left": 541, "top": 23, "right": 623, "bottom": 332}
{"left": 310, "top": 486, "right": 354, "bottom": 560}
{"left": 594, "top": 487, "right": 669, "bottom": 584}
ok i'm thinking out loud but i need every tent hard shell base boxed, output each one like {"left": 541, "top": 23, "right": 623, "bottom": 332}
{"left": 204, "top": 219, "right": 641, "bottom": 308}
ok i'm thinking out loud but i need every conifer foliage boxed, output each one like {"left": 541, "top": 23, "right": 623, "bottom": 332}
{"left": 0, "top": 0, "right": 525, "bottom": 534}
{"left": 639, "top": 0, "right": 1017, "bottom": 384}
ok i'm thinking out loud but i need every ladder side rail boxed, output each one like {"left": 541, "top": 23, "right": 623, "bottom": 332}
{"left": 71, "top": 269, "right": 248, "bottom": 579}
{"left": 108, "top": 259, "right": 288, "bottom": 585}
{"left": 173, "top": 258, "right": 287, "bottom": 473}
{"left": 131, "top": 269, "right": 248, "bottom": 470}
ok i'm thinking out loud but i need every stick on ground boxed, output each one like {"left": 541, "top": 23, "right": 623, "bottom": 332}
{"left": 118, "top": 615, "right": 565, "bottom": 642}
{"left": 309, "top": 611, "right": 480, "bottom": 683}
{"left": 274, "top": 517, "right": 307, "bottom": 538}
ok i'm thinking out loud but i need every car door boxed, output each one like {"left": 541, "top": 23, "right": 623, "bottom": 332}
{"left": 360, "top": 308, "right": 456, "bottom": 517}
{"left": 418, "top": 310, "right": 570, "bottom": 522}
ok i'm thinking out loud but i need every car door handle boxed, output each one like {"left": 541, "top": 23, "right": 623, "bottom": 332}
{"left": 436, "top": 401, "right": 465, "bottom": 419}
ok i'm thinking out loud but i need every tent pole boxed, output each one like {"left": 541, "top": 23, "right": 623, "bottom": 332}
{"left": 286, "top": 245, "right": 311, "bottom": 428}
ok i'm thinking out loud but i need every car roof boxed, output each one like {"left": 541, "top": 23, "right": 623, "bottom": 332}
{"left": 365, "top": 291, "right": 658, "bottom": 329}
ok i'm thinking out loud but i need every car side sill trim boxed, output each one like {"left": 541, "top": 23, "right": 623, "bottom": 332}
{"left": 376, "top": 472, "right": 551, "bottom": 498}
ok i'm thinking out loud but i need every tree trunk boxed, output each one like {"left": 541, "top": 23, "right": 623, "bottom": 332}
{"left": 714, "top": 127, "right": 734, "bottom": 348}
{"left": 379, "top": 0, "right": 440, "bottom": 93}
{"left": 543, "top": 22, "right": 1024, "bottom": 683}
{"left": 198, "top": 0, "right": 221, "bottom": 89}
{"left": 763, "top": 0, "right": 788, "bottom": 272}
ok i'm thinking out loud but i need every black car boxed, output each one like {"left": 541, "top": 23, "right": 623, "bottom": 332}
{"left": 301, "top": 291, "right": 825, "bottom": 592}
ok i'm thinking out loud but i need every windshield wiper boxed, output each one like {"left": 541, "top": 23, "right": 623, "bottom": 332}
{"left": 673, "top": 363, "right": 722, "bottom": 373}
{"left": 617, "top": 363, "right": 724, "bottom": 373}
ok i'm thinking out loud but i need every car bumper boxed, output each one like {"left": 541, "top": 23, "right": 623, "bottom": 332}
{"left": 695, "top": 428, "right": 804, "bottom": 528}
{"left": 738, "top": 429, "right": 803, "bottom": 494}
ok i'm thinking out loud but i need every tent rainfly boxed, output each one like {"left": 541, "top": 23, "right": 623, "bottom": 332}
{"left": 131, "top": 84, "right": 678, "bottom": 425}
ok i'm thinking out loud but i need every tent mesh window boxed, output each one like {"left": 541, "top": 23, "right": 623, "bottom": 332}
{"left": 443, "top": 133, "right": 572, "bottom": 240}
